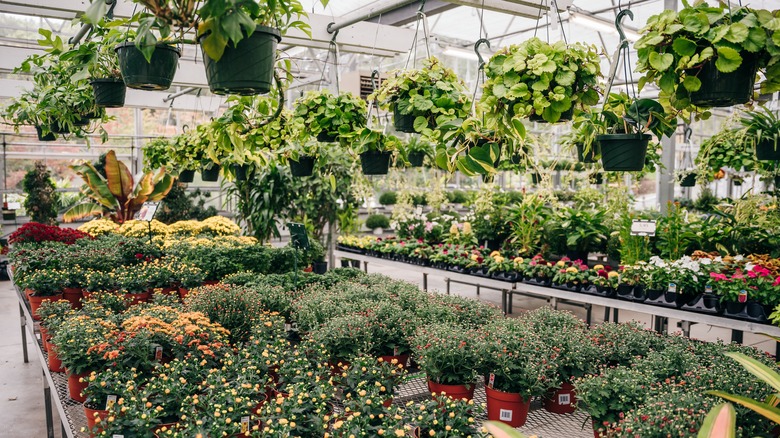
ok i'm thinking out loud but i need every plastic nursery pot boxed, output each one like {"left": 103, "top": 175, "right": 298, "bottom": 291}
{"left": 378, "top": 354, "right": 410, "bottom": 369}
{"left": 84, "top": 405, "right": 109, "bottom": 437}
{"left": 199, "top": 26, "right": 281, "bottom": 95}
{"left": 125, "top": 291, "right": 150, "bottom": 306}
{"left": 689, "top": 55, "right": 758, "bottom": 107}
{"left": 90, "top": 78, "right": 127, "bottom": 108}
{"left": 393, "top": 104, "right": 420, "bottom": 133}
{"left": 426, "top": 380, "right": 475, "bottom": 402}
{"left": 29, "top": 293, "right": 62, "bottom": 321}
{"left": 312, "top": 261, "right": 328, "bottom": 275}
{"left": 289, "top": 156, "right": 315, "bottom": 177}
{"left": 484, "top": 386, "right": 531, "bottom": 427}
{"left": 576, "top": 143, "right": 598, "bottom": 163}
{"left": 50, "top": 121, "right": 71, "bottom": 134}
{"left": 62, "top": 287, "right": 83, "bottom": 309}
{"left": 316, "top": 131, "right": 338, "bottom": 143}
{"left": 679, "top": 172, "right": 697, "bottom": 187}
{"left": 755, "top": 139, "right": 780, "bottom": 161}
{"left": 2, "top": 209, "right": 16, "bottom": 221}
{"left": 35, "top": 126, "right": 56, "bottom": 142}
{"left": 115, "top": 42, "right": 181, "bottom": 91}
{"left": 408, "top": 151, "right": 425, "bottom": 167}
{"left": 543, "top": 382, "right": 576, "bottom": 414}
{"left": 67, "top": 370, "right": 90, "bottom": 402}
{"left": 46, "top": 342, "right": 65, "bottom": 373}
{"left": 232, "top": 163, "right": 254, "bottom": 181}
{"left": 201, "top": 164, "right": 222, "bottom": 182}
{"left": 178, "top": 169, "right": 195, "bottom": 183}
{"left": 589, "top": 173, "right": 604, "bottom": 185}
{"left": 529, "top": 107, "right": 574, "bottom": 123}
{"left": 360, "top": 151, "right": 392, "bottom": 175}
{"left": 597, "top": 133, "right": 650, "bottom": 171}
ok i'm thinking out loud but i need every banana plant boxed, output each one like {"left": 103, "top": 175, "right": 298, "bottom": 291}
{"left": 64, "top": 150, "right": 174, "bottom": 223}
{"left": 483, "top": 421, "right": 529, "bottom": 438}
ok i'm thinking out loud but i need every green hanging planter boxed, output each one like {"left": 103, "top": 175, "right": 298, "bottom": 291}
{"left": 290, "top": 156, "right": 315, "bottom": 177}
{"left": 35, "top": 126, "right": 56, "bottom": 142}
{"left": 408, "top": 152, "right": 425, "bottom": 167}
{"left": 393, "top": 104, "right": 419, "bottom": 133}
{"left": 689, "top": 55, "right": 758, "bottom": 108}
{"left": 91, "top": 78, "right": 127, "bottom": 108}
{"left": 597, "top": 134, "right": 650, "bottom": 172}
{"left": 200, "top": 26, "right": 281, "bottom": 95}
{"left": 201, "top": 164, "right": 221, "bottom": 182}
{"left": 232, "top": 164, "right": 254, "bottom": 181}
{"left": 115, "top": 42, "right": 181, "bottom": 91}
{"left": 178, "top": 170, "right": 195, "bottom": 183}
{"left": 576, "top": 143, "right": 598, "bottom": 163}
{"left": 360, "top": 151, "right": 392, "bottom": 175}
{"left": 755, "top": 139, "right": 780, "bottom": 161}
{"left": 679, "top": 172, "right": 697, "bottom": 187}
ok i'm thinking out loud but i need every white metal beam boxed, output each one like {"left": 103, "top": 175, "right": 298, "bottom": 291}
{"left": 442, "top": 0, "right": 566, "bottom": 18}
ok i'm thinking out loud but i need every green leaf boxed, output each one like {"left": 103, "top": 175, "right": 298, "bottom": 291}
{"left": 673, "top": 37, "right": 697, "bottom": 57}
{"left": 84, "top": 0, "right": 107, "bottom": 25}
{"left": 649, "top": 52, "right": 674, "bottom": 71}
{"left": 683, "top": 12, "right": 710, "bottom": 34}
{"left": 659, "top": 72, "right": 677, "bottom": 95}
{"left": 725, "top": 352, "right": 780, "bottom": 393}
{"left": 715, "top": 46, "right": 742, "bottom": 73}
{"left": 413, "top": 116, "right": 428, "bottom": 133}
{"left": 709, "top": 391, "right": 780, "bottom": 424}
{"left": 697, "top": 403, "right": 736, "bottom": 438}
{"left": 555, "top": 70, "right": 576, "bottom": 86}
{"left": 62, "top": 202, "right": 105, "bottom": 223}
{"left": 743, "top": 27, "right": 767, "bottom": 53}
{"left": 683, "top": 75, "right": 702, "bottom": 92}
{"left": 724, "top": 22, "right": 749, "bottom": 44}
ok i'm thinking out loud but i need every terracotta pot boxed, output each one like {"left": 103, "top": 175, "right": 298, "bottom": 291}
{"left": 203, "top": 280, "right": 220, "bottom": 286}
{"left": 426, "top": 379, "right": 475, "bottom": 401}
{"left": 303, "top": 265, "right": 313, "bottom": 273}
{"left": 84, "top": 405, "right": 109, "bottom": 437}
{"left": 62, "top": 287, "right": 84, "bottom": 309}
{"left": 67, "top": 370, "right": 90, "bottom": 402}
{"left": 46, "top": 342, "right": 65, "bottom": 373}
{"left": 485, "top": 385, "right": 531, "bottom": 427}
{"left": 82, "top": 290, "right": 96, "bottom": 301}
{"left": 178, "top": 287, "right": 190, "bottom": 300}
{"left": 543, "top": 382, "right": 576, "bottom": 414}
{"left": 39, "top": 326, "right": 50, "bottom": 350}
{"left": 382, "top": 397, "right": 393, "bottom": 408}
{"left": 379, "top": 354, "right": 410, "bottom": 369}
{"left": 125, "top": 291, "right": 150, "bottom": 306}
{"left": 24, "top": 288, "right": 34, "bottom": 302}
{"left": 29, "top": 293, "right": 63, "bottom": 321}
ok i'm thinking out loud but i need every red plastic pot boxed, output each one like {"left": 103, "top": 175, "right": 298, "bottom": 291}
{"left": 426, "top": 380, "right": 475, "bottom": 401}
{"left": 203, "top": 280, "right": 220, "bottom": 286}
{"left": 379, "top": 354, "right": 410, "bottom": 369}
{"left": 29, "top": 293, "right": 63, "bottom": 321}
{"left": 46, "top": 342, "right": 65, "bottom": 373}
{"left": 62, "top": 287, "right": 84, "bottom": 309}
{"left": 39, "top": 326, "right": 50, "bottom": 351}
{"left": 178, "top": 287, "right": 190, "bottom": 300}
{"left": 543, "top": 382, "right": 577, "bottom": 414}
{"left": 485, "top": 386, "right": 531, "bottom": 428}
{"left": 125, "top": 291, "right": 150, "bottom": 306}
{"left": 67, "top": 370, "right": 90, "bottom": 402}
{"left": 84, "top": 405, "right": 109, "bottom": 437}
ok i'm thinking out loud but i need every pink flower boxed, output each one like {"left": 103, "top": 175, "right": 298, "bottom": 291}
{"left": 709, "top": 272, "right": 728, "bottom": 281}
{"left": 597, "top": 269, "right": 608, "bottom": 278}
{"left": 580, "top": 264, "right": 588, "bottom": 271}
{"left": 425, "top": 222, "right": 434, "bottom": 232}
{"left": 773, "top": 276, "right": 780, "bottom": 287}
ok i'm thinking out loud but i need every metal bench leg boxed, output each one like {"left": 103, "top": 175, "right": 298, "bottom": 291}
{"left": 585, "top": 303, "right": 592, "bottom": 325}
{"left": 603, "top": 307, "right": 611, "bottom": 322}
{"left": 19, "top": 303, "right": 28, "bottom": 363}
{"left": 422, "top": 273, "right": 428, "bottom": 292}
{"left": 363, "top": 261, "right": 368, "bottom": 273}
{"left": 612, "top": 308, "right": 619, "bottom": 323}
{"left": 445, "top": 278, "right": 451, "bottom": 295}
{"left": 501, "top": 290, "right": 508, "bottom": 315}
{"left": 679, "top": 321, "right": 692, "bottom": 337}
{"left": 43, "top": 370, "right": 54, "bottom": 438}
{"left": 550, "top": 297, "right": 558, "bottom": 310}
{"left": 731, "top": 330, "right": 743, "bottom": 344}
{"left": 476, "top": 285, "right": 480, "bottom": 296}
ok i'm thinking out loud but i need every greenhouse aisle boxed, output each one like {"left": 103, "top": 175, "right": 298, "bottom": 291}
{"left": 0, "top": 279, "right": 63, "bottom": 438}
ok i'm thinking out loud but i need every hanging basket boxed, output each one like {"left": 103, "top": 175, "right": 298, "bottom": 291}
{"left": 576, "top": 143, "right": 598, "bottom": 163}
{"left": 201, "top": 164, "right": 221, "bottom": 182}
{"left": 91, "top": 78, "right": 127, "bottom": 108}
{"left": 35, "top": 126, "right": 56, "bottom": 142}
{"left": 200, "top": 26, "right": 281, "bottom": 95}
{"left": 115, "top": 42, "right": 181, "bottom": 91}
{"left": 360, "top": 151, "right": 392, "bottom": 175}
{"left": 50, "top": 121, "right": 70, "bottom": 134}
{"left": 178, "top": 170, "right": 195, "bottom": 183}
{"left": 316, "top": 131, "right": 338, "bottom": 143}
{"left": 689, "top": 55, "right": 758, "bottom": 107}
{"left": 408, "top": 152, "right": 425, "bottom": 167}
{"left": 393, "top": 104, "right": 419, "bottom": 133}
{"left": 232, "top": 164, "right": 254, "bottom": 181}
{"left": 755, "top": 139, "right": 780, "bottom": 161}
{"left": 589, "top": 172, "right": 604, "bottom": 185}
{"left": 679, "top": 172, "right": 697, "bottom": 187}
{"left": 597, "top": 133, "right": 650, "bottom": 171}
{"left": 529, "top": 107, "right": 574, "bottom": 123}
{"left": 290, "top": 156, "right": 315, "bottom": 177}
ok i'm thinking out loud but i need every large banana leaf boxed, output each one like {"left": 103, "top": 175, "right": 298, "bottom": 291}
{"left": 103, "top": 150, "right": 133, "bottom": 207}
{"left": 724, "top": 352, "right": 780, "bottom": 394}
{"left": 708, "top": 391, "right": 780, "bottom": 424}
{"left": 483, "top": 422, "right": 528, "bottom": 438}
{"left": 697, "top": 403, "right": 736, "bottom": 438}
{"left": 71, "top": 163, "right": 119, "bottom": 210}
{"left": 63, "top": 202, "right": 105, "bottom": 223}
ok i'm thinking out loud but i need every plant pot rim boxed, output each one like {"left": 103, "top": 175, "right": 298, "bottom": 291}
{"left": 361, "top": 150, "right": 393, "bottom": 156}
{"left": 114, "top": 41, "right": 182, "bottom": 56}
{"left": 596, "top": 133, "right": 652, "bottom": 141}
{"left": 197, "top": 25, "right": 282, "bottom": 44}
{"left": 90, "top": 77, "right": 124, "bottom": 84}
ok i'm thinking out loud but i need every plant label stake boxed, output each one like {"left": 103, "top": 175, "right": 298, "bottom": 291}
{"left": 135, "top": 201, "right": 160, "bottom": 245}
{"left": 287, "top": 222, "right": 310, "bottom": 291}
{"left": 630, "top": 219, "right": 656, "bottom": 236}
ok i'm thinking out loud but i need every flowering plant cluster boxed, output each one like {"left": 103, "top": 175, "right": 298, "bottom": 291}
{"left": 79, "top": 216, "right": 241, "bottom": 238}
{"left": 9, "top": 222, "right": 92, "bottom": 245}
{"left": 551, "top": 258, "right": 593, "bottom": 286}
{"left": 411, "top": 323, "right": 482, "bottom": 385}
{"left": 710, "top": 264, "right": 780, "bottom": 307}
{"left": 591, "top": 264, "right": 620, "bottom": 290}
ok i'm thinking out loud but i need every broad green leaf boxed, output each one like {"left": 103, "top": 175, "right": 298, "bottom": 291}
{"left": 715, "top": 46, "right": 742, "bottom": 73}
{"left": 62, "top": 202, "right": 105, "bottom": 223}
{"left": 697, "top": 403, "right": 735, "bottom": 438}
{"left": 683, "top": 75, "right": 702, "bottom": 92}
{"left": 673, "top": 37, "right": 697, "bottom": 57}
{"left": 199, "top": 19, "right": 228, "bottom": 61}
{"left": 104, "top": 150, "right": 133, "bottom": 205}
{"left": 744, "top": 27, "right": 767, "bottom": 53}
{"left": 724, "top": 352, "right": 780, "bottom": 393}
{"left": 413, "top": 116, "right": 428, "bottom": 133}
{"left": 709, "top": 391, "right": 780, "bottom": 424}
{"left": 659, "top": 72, "right": 677, "bottom": 95}
{"left": 724, "top": 22, "right": 749, "bottom": 44}
{"left": 649, "top": 51, "right": 674, "bottom": 71}
{"left": 84, "top": 0, "right": 107, "bottom": 25}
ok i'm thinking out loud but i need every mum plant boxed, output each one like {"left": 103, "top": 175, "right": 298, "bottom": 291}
{"left": 411, "top": 323, "right": 481, "bottom": 386}
{"left": 404, "top": 397, "right": 485, "bottom": 437}
{"left": 52, "top": 314, "right": 118, "bottom": 375}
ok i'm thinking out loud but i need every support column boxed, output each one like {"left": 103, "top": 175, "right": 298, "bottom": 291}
{"left": 658, "top": 0, "right": 678, "bottom": 214}
{"left": 133, "top": 108, "right": 144, "bottom": 175}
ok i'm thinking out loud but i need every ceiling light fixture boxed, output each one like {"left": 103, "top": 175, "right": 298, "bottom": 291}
{"left": 569, "top": 10, "right": 641, "bottom": 42}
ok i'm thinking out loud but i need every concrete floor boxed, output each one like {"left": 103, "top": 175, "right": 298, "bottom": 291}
{"left": 0, "top": 262, "right": 775, "bottom": 436}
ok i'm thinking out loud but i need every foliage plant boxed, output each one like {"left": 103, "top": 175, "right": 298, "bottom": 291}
{"left": 292, "top": 89, "right": 367, "bottom": 140}
{"left": 365, "top": 214, "right": 390, "bottom": 230}
{"left": 634, "top": 0, "right": 780, "bottom": 112}
{"left": 411, "top": 323, "right": 481, "bottom": 385}
{"left": 740, "top": 107, "right": 780, "bottom": 156}
{"left": 404, "top": 397, "right": 485, "bottom": 437}
{"left": 22, "top": 161, "right": 60, "bottom": 226}
{"left": 480, "top": 37, "right": 602, "bottom": 123}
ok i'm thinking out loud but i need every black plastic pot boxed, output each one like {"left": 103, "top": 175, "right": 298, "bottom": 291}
{"left": 597, "top": 133, "right": 650, "bottom": 171}
{"left": 755, "top": 139, "right": 780, "bottom": 161}
{"left": 522, "top": 276, "right": 552, "bottom": 287}
{"left": 91, "top": 78, "right": 127, "bottom": 108}
{"left": 73, "top": 115, "right": 90, "bottom": 126}
{"left": 723, "top": 300, "right": 771, "bottom": 323}
{"left": 576, "top": 143, "right": 598, "bottom": 163}
{"left": 290, "top": 156, "right": 315, "bottom": 177}
{"left": 50, "top": 121, "right": 70, "bottom": 134}
{"left": 645, "top": 289, "right": 683, "bottom": 308}
{"left": 360, "top": 151, "right": 392, "bottom": 175}
{"left": 679, "top": 172, "right": 697, "bottom": 187}
{"left": 408, "top": 152, "right": 425, "bottom": 167}
{"left": 552, "top": 282, "right": 581, "bottom": 292}
{"left": 178, "top": 170, "right": 195, "bottom": 183}
{"left": 589, "top": 173, "right": 604, "bottom": 185}
{"left": 2, "top": 210, "right": 15, "bottom": 221}
{"left": 681, "top": 293, "right": 722, "bottom": 315}
{"left": 616, "top": 284, "right": 634, "bottom": 301}
{"left": 201, "top": 165, "right": 221, "bottom": 182}
{"left": 200, "top": 26, "right": 281, "bottom": 95}
{"left": 232, "top": 164, "right": 254, "bottom": 181}
{"left": 582, "top": 284, "right": 617, "bottom": 298}
{"left": 393, "top": 104, "right": 419, "bottom": 133}
{"left": 317, "top": 131, "right": 338, "bottom": 143}
{"left": 531, "top": 173, "right": 542, "bottom": 185}
{"left": 565, "top": 251, "right": 588, "bottom": 264}
{"left": 529, "top": 107, "right": 574, "bottom": 123}
{"left": 312, "top": 261, "right": 328, "bottom": 275}
{"left": 115, "top": 42, "right": 181, "bottom": 91}
{"left": 35, "top": 126, "right": 56, "bottom": 142}
{"left": 690, "top": 55, "right": 758, "bottom": 107}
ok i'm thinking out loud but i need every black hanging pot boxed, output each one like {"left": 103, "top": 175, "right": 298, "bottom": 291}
{"left": 232, "top": 164, "right": 254, "bottom": 181}
{"left": 200, "top": 26, "right": 281, "bottom": 95}
{"left": 408, "top": 152, "right": 425, "bottom": 167}
{"left": 317, "top": 131, "right": 338, "bottom": 143}
{"left": 689, "top": 55, "right": 758, "bottom": 107}
{"left": 178, "top": 170, "right": 195, "bottom": 183}
{"left": 73, "top": 115, "right": 90, "bottom": 126}
{"left": 393, "top": 104, "right": 420, "bottom": 133}
{"left": 360, "top": 150, "right": 392, "bottom": 175}
{"left": 115, "top": 42, "right": 181, "bottom": 91}
{"left": 589, "top": 172, "right": 604, "bottom": 185}
{"left": 576, "top": 142, "right": 598, "bottom": 163}
{"left": 531, "top": 172, "right": 542, "bottom": 185}
{"left": 679, "top": 172, "right": 697, "bottom": 187}
{"left": 597, "top": 133, "right": 650, "bottom": 171}
{"left": 290, "top": 156, "right": 315, "bottom": 177}
{"left": 201, "top": 164, "right": 221, "bottom": 182}
{"left": 755, "top": 139, "right": 780, "bottom": 161}
{"left": 50, "top": 121, "right": 70, "bottom": 134}
{"left": 35, "top": 126, "right": 56, "bottom": 142}
{"left": 529, "top": 107, "right": 574, "bottom": 123}
{"left": 91, "top": 78, "right": 127, "bottom": 107}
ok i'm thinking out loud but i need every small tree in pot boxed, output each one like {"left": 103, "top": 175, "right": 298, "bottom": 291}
{"left": 22, "top": 161, "right": 60, "bottom": 226}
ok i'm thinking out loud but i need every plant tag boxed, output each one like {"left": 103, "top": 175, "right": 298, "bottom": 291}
{"left": 284, "top": 323, "right": 291, "bottom": 332}
{"left": 393, "top": 347, "right": 399, "bottom": 356}
{"left": 106, "top": 395, "right": 117, "bottom": 410}
{"left": 739, "top": 290, "right": 748, "bottom": 303}
{"left": 154, "top": 346, "right": 163, "bottom": 361}
{"left": 488, "top": 373, "right": 495, "bottom": 389}
{"left": 112, "top": 435, "right": 124, "bottom": 438}
{"left": 705, "top": 285, "right": 713, "bottom": 294}
{"left": 630, "top": 220, "right": 656, "bottom": 236}
{"left": 499, "top": 409, "right": 513, "bottom": 421}
{"left": 415, "top": 207, "right": 423, "bottom": 215}
{"left": 558, "top": 393, "right": 571, "bottom": 405}
{"left": 667, "top": 282, "right": 677, "bottom": 293}
{"left": 241, "top": 416, "right": 250, "bottom": 433}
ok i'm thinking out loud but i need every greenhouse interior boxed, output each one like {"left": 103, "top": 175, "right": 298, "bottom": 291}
{"left": 1, "top": 0, "right": 780, "bottom": 436}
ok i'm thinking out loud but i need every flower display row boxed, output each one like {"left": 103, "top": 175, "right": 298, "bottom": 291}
{"left": 78, "top": 216, "right": 241, "bottom": 238}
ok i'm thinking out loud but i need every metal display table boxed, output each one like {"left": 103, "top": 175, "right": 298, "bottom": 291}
{"left": 334, "top": 250, "right": 780, "bottom": 350}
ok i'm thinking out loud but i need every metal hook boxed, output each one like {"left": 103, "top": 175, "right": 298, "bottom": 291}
{"left": 474, "top": 38, "right": 490, "bottom": 70}
{"left": 615, "top": 9, "right": 634, "bottom": 48}
{"left": 684, "top": 126, "right": 693, "bottom": 143}
{"left": 370, "top": 69, "right": 379, "bottom": 92}
{"left": 418, "top": 0, "right": 426, "bottom": 13}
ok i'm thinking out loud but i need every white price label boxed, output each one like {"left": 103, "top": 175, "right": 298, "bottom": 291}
{"left": 113, "top": 435, "right": 124, "bottom": 438}
{"left": 155, "top": 346, "right": 163, "bottom": 361}
{"left": 106, "top": 395, "right": 117, "bottom": 410}
{"left": 630, "top": 220, "right": 657, "bottom": 236}
{"left": 668, "top": 282, "right": 677, "bottom": 293}
{"left": 284, "top": 323, "right": 291, "bottom": 332}
{"left": 705, "top": 285, "right": 713, "bottom": 294}
{"left": 499, "top": 409, "right": 513, "bottom": 421}
{"left": 415, "top": 207, "right": 423, "bottom": 215}
{"left": 558, "top": 393, "right": 571, "bottom": 405}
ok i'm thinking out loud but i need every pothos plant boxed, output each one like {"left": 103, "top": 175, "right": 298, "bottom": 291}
{"left": 635, "top": 0, "right": 780, "bottom": 112}
{"left": 344, "top": 127, "right": 402, "bottom": 154}
{"left": 370, "top": 57, "right": 472, "bottom": 137}
{"left": 480, "top": 37, "right": 602, "bottom": 124}
{"left": 58, "top": 20, "right": 125, "bottom": 81}
{"left": 695, "top": 126, "right": 758, "bottom": 179}
{"left": 292, "top": 89, "right": 367, "bottom": 140}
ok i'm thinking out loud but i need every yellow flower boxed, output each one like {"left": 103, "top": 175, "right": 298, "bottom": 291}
{"left": 449, "top": 224, "right": 459, "bottom": 235}
{"left": 462, "top": 222, "right": 472, "bottom": 234}
{"left": 566, "top": 267, "right": 578, "bottom": 273}
{"left": 489, "top": 251, "right": 501, "bottom": 258}
{"left": 556, "top": 261, "right": 565, "bottom": 267}
{"left": 470, "top": 254, "right": 479, "bottom": 262}
{"left": 608, "top": 271, "right": 619, "bottom": 278}
{"left": 593, "top": 264, "right": 605, "bottom": 271}
{"left": 513, "top": 257, "right": 524, "bottom": 264}
{"left": 494, "top": 256, "right": 505, "bottom": 263}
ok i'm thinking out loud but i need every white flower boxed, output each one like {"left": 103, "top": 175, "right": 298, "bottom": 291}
{"left": 734, "top": 255, "right": 744, "bottom": 262}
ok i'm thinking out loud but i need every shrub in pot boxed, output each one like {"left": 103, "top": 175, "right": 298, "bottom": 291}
{"left": 365, "top": 214, "right": 390, "bottom": 234}
{"left": 280, "top": 141, "right": 318, "bottom": 178}
{"left": 378, "top": 191, "right": 397, "bottom": 206}
{"left": 293, "top": 89, "right": 367, "bottom": 142}
{"left": 62, "top": 22, "right": 127, "bottom": 107}
{"left": 399, "top": 136, "right": 433, "bottom": 167}
{"left": 635, "top": 1, "right": 780, "bottom": 110}
{"left": 22, "top": 161, "right": 60, "bottom": 226}
{"left": 404, "top": 397, "right": 485, "bottom": 437}
{"left": 411, "top": 323, "right": 481, "bottom": 401}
